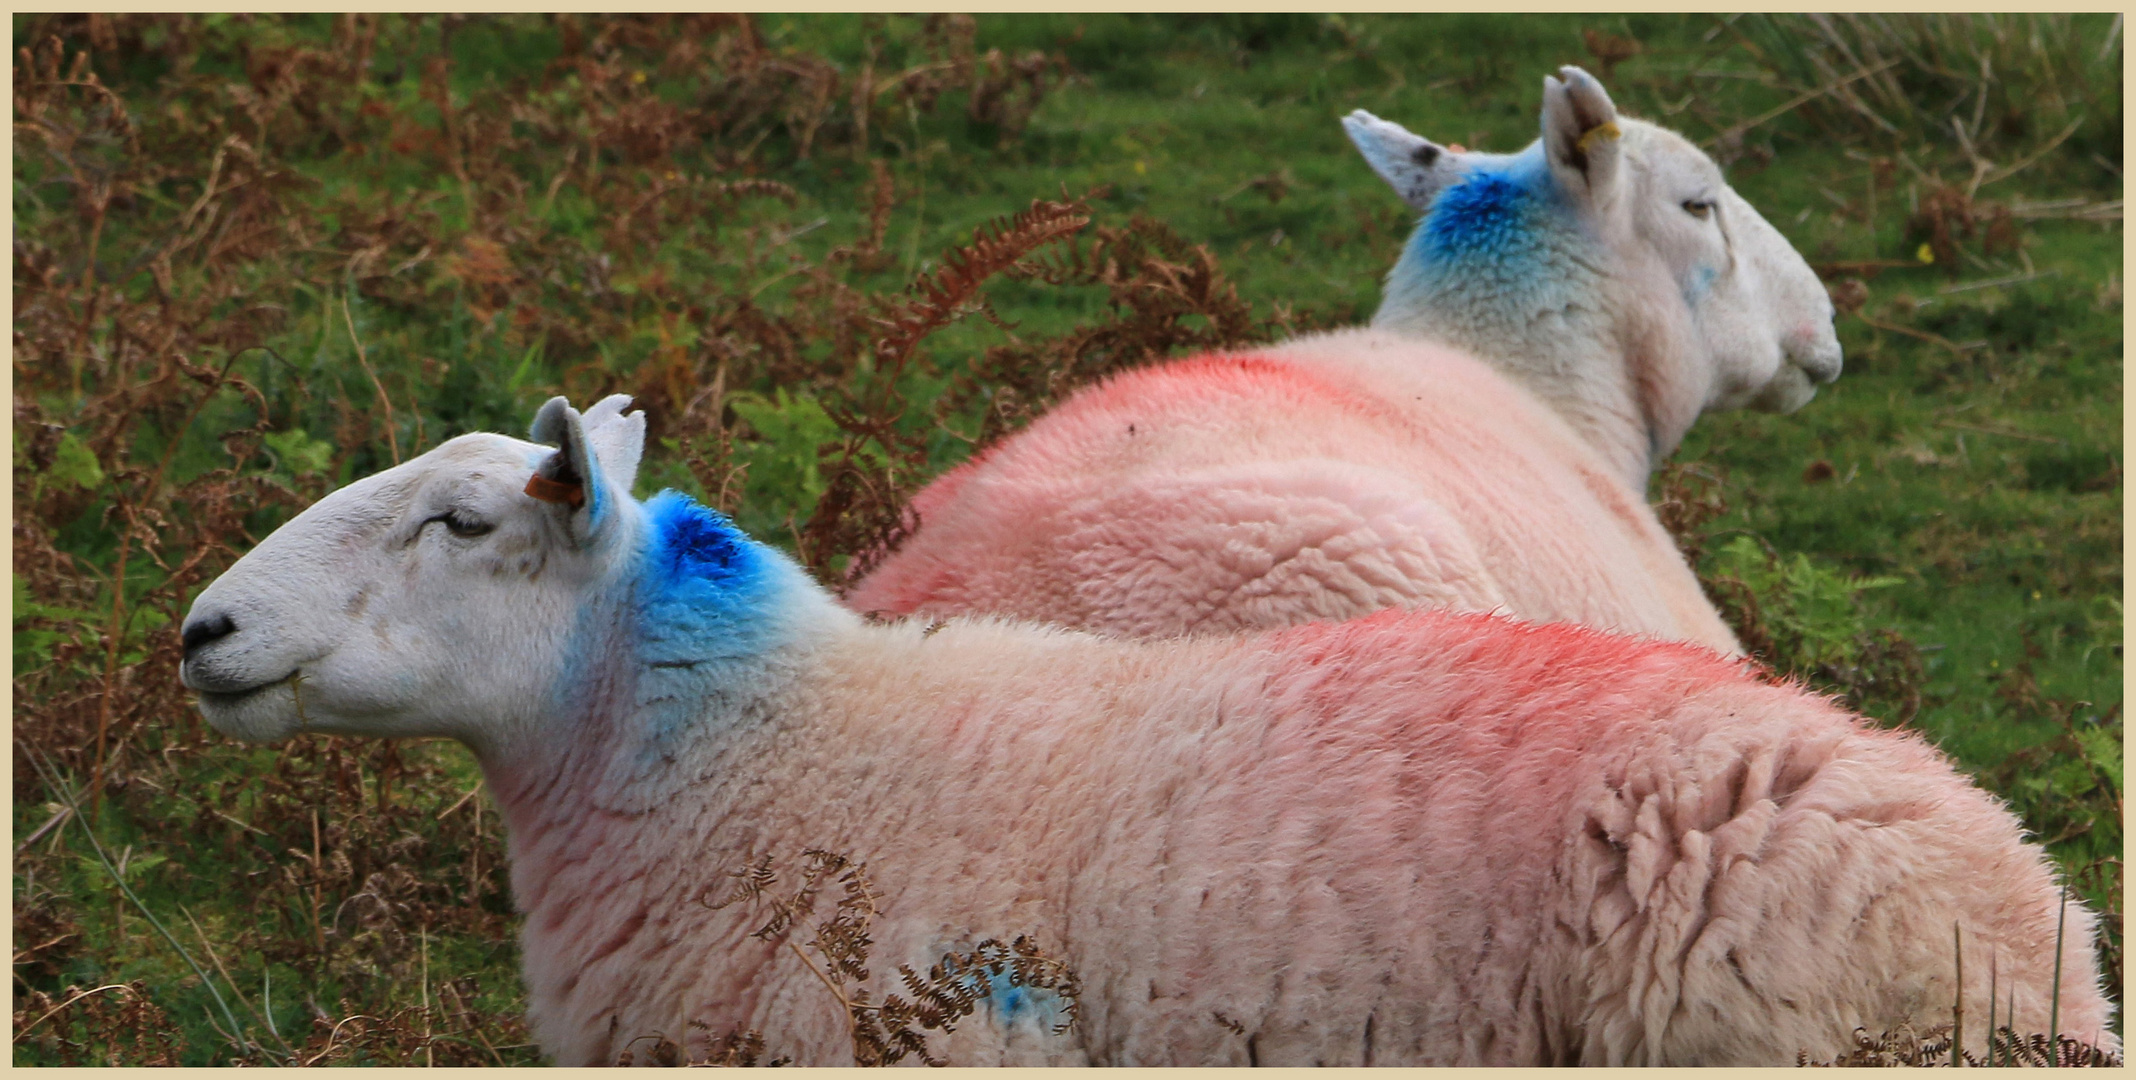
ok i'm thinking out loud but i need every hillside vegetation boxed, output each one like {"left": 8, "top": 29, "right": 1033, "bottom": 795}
{"left": 12, "top": 14, "right": 2121, "bottom": 1064}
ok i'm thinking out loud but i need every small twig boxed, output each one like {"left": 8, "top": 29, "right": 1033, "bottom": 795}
{"left": 1701, "top": 57, "right": 1900, "bottom": 149}
{"left": 14, "top": 805, "right": 73, "bottom": 855}
{"left": 435, "top": 781, "right": 484, "bottom": 820}
{"left": 442, "top": 979, "right": 508, "bottom": 1067}
{"left": 2008, "top": 198, "right": 2121, "bottom": 222}
{"left": 539, "top": 146, "right": 578, "bottom": 220}
{"left": 182, "top": 904, "right": 294, "bottom": 1057}
{"left": 1939, "top": 268, "right": 2061, "bottom": 295}
{"left": 386, "top": 243, "right": 433, "bottom": 278}
{"left": 787, "top": 935, "right": 859, "bottom": 1049}
{"left": 339, "top": 291, "right": 400, "bottom": 464}
{"left": 13, "top": 984, "right": 136, "bottom": 1041}
{"left": 310, "top": 810, "right": 325, "bottom": 955}
{"left": 1935, "top": 420, "right": 2068, "bottom": 447}
{"left": 422, "top": 928, "right": 435, "bottom": 1068}
{"left": 125, "top": 774, "right": 271, "bottom": 836}
{"left": 1853, "top": 311, "right": 1971, "bottom": 356}
{"left": 1952, "top": 923, "right": 1965, "bottom": 1067}
{"left": 1981, "top": 117, "right": 2086, "bottom": 189}
{"left": 302, "top": 1014, "right": 379, "bottom": 1066}
{"left": 12, "top": 931, "right": 81, "bottom": 967}
{"left": 2049, "top": 879, "right": 2068, "bottom": 1053}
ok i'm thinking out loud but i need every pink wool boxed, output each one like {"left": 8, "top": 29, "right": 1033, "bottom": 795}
{"left": 849, "top": 329, "right": 1740, "bottom": 652}
{"left": 181, "top": 400, "right": 2111, "bottom": 1066}
{"left": 487, "top": 609, "right": 2111, "bottom": 1065}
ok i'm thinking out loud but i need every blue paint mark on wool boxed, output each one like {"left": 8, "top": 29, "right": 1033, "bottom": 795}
{"left": 1380, "top": 146, "right": 1604, "bottom": 336}
{"left": 996, "top": 983, "right": 1032, "bottom": 1019}
{"left": 1422, "top": 170, "right": 1537, "bottom": 259}
{"left": 636, "top": 490, "right": 786, "bottom": 672}
{"left": 646, "top": 491, "right": 752, "bottom": 595}
{"left": 984, "top": 968, "right": 1063, "bottom": 1029}
{"left": 1404, "top": 150, "right": 1569, "bottom": 279}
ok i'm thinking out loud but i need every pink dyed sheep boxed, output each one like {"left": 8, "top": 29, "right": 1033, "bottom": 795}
{"left": 847, "top": 67, "right": 1844, "bottom": 651}
{"left": 179, "top": 397, "right": 2112, "bottom": 1066}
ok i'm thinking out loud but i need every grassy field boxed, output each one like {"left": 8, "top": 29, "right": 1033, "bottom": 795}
{"left": 12, "top": 14, "right": 2121, "bottom": 1065}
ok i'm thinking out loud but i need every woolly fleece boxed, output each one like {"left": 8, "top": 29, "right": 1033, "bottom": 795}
{"left": 847, "top": 328, "right": 1741, "bottom": 653}
{"left": 181, "top": 406, "right": 2114, "bottom": 1066}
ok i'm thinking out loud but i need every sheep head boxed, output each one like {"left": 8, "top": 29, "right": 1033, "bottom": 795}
{"left": 180, "top": 396, "right": 651, "bottom": 754}
{"left": 1345, "top": 66, "right": 1842, "bottom": 475}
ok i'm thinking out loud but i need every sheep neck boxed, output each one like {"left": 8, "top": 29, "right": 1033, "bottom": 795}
{"left": 1372, "top": 149, "right": 1665, "bottom": 487}
{"left": 478, "top": 490, "right": 852, "bottom": 842}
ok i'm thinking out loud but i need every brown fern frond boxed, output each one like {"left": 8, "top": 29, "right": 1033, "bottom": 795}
{"left": 936, "top": 212, "right": 1305, "bottom": 451}
{"left": 713, "top": 851, "right": 1084, "bottom": 1066}
{"left": 1800, "top": 1022, "right": 2124, "bottom": 1067}
{"left": 705, "top": 177, "right": 800, "bottom": 207}
{"left": 700, "top": 852, "right": 776, "bottom": 913}
{"left": 828, "top": 159, "right": 898, "bottom": 273}
{"left": 870, "top": 196, "right": 1091, "bottom": 380}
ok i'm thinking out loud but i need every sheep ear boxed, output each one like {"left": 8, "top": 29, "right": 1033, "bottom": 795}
{"left": 1540, "top": 65, "right": 1622, "bottom": 207}
{"left": 1344, "top": 110, "right": 1463, "bottom": 212}
{"left": 578, "top": 393, "right": 646, "bottom": 497}
{"left": 527, "top": 396, "right": 618, "bottom": 548}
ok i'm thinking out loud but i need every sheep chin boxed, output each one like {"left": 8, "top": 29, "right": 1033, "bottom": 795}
{"left": 194, "top": 675, "right": 307, "bottom": 743}
{"left": 1744, "top": 361, "right": 1819, "bottom": 414}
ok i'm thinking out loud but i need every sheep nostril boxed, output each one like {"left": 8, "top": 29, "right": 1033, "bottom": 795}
{"left": 182, "top": 613, "right": 237, "bottom": 659}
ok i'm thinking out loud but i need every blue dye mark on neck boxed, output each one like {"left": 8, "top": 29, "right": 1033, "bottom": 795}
{"left": 1380, "top": 144, "right": 1603, "bottom": 338}
{"left": 635, "top": 490, "right": 789, "bottom": 675}
{"left": 1423, "top": 170, "right": 1534, "bottom": 258}
{"left": 646, "top": 491, "right": 753, "bottom": 592}
{"left": 1407, "top": 148, "right": 1564, "bottom": 270}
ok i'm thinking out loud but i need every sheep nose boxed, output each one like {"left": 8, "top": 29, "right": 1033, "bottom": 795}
{"left": 1784, "top": 327, "right": 1844, "bottom": 385}
{"left": 182, "top": 612, "right": 237, "bottom": 660}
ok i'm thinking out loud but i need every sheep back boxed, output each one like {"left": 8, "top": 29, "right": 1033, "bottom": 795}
{"left": 847, "top": 327, "right": 1738, "bottom": 653}
{"left": 500, "top": 604, "right": 2108, "bottom": 1065}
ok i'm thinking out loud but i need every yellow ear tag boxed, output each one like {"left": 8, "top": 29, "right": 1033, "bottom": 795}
{"left": 1915, "top": 243, "right": 1936, "bottom": 265}
{"left": 1575, "top": 121, "right": 1622, "bottom": 154}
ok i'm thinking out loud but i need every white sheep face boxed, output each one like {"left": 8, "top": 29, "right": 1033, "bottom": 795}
{"left": 1615, "top": 126, "right": 1841, "bottom": 414}
{"left": 180, "top": 398, "right": 645, "bottom": 755}
{"left": 1344, "top": 66, "right": 1841, "bottom": 445}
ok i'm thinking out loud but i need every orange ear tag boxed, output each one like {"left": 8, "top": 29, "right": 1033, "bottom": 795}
{"left": 525, "top": 473, "right": 586, "bottom": 508}
{"left": 1575, "top": 122, "right": 1621, "bottom": 154}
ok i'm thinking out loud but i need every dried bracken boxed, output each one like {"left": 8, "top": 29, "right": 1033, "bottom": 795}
{"left": 1798, "top": 1023, "right": 2123, "bottom": 1067}
{"left": 686, "top": 850, "right": 1081, "bottom": 1066}
{"left": 943, "top": 213, "right": 1328, "bottom": 450}
{"left": 11, "top": 981, "right": 182, "bottom": 1066}
{"left": 13, "top": 13, "right": 2118, "bottom": 1064}
{"left": 12, "top": 14, "right": 1084, "bottom": 1063}
{"left": 797, "top": 196, "right": 1093, "bottom": 579}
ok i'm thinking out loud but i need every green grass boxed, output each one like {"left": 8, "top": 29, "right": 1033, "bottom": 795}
{"left": 13, "top": 13, "right": 2121, "bottom": 1064}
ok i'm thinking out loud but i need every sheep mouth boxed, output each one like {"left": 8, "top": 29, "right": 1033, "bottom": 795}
{"left": 192, "top": 670, "right": 298, "bottom": 707}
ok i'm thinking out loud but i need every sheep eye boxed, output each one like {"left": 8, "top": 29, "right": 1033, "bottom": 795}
{"left": 427, "top": 512, "right": 494, "bottom": 539}
{"left": 1682, "top": 198, "right": 1715, "bottom": 220}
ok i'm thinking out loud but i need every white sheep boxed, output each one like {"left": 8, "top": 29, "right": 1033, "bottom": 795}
{"left": 845, "top": 67, "right": 1842, "bottom": 652}
{"left": 180, "top": 396, "right": 2113, "bottom": 1066}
